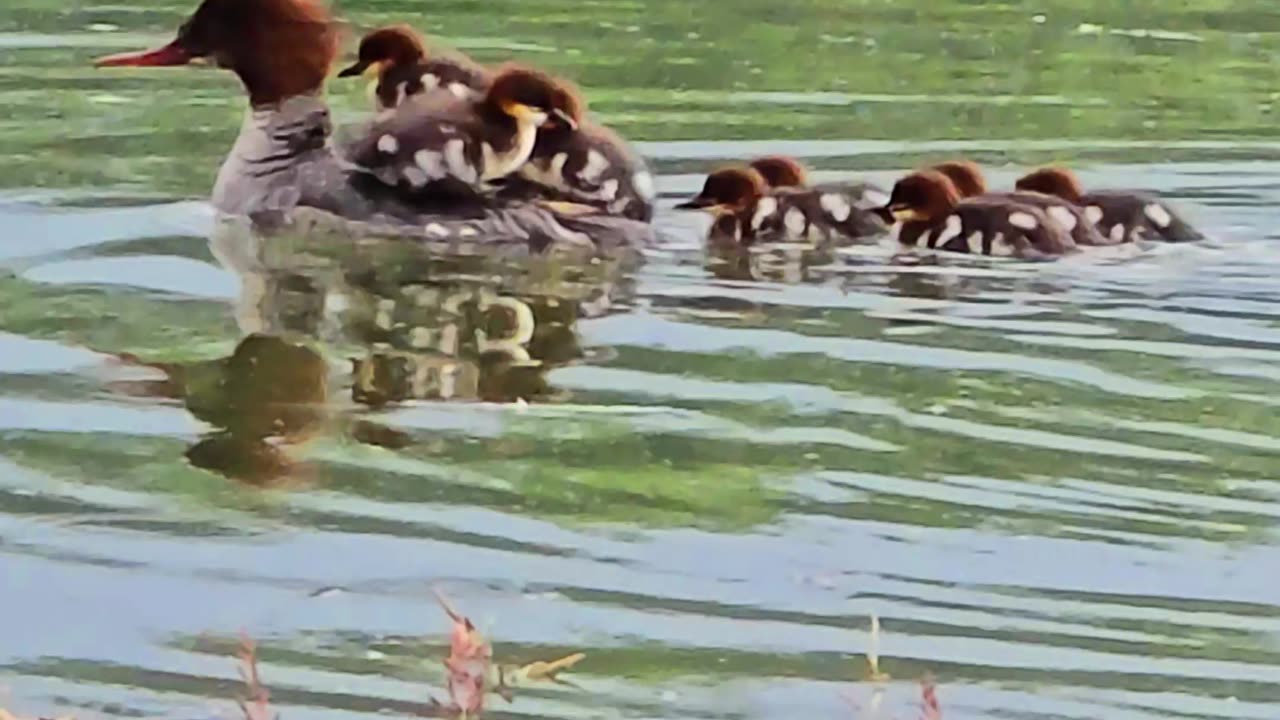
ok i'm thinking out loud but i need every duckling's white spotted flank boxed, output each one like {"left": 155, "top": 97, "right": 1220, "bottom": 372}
{"left": 414, "top": 149, "right": 445, "bottom": 179}
{"left": 990, "top": 232, "right": 1013, "bottom": 256}
{"left": 820, "top": 193, "right": 853, "bottom": 222}
{"left": 965, "top": 230, "right": 983, "bottom": 254}
{"left": 1008, "top": 211, "right": 1039, "bottom": 230}
{"left": 784, "top": 207, "right": 807, "bottom": 236}
{"left": 580, "top": 150, "right": 610, "bottom": 184}
{"left": 403, "top": 166, "right": 428, "bottom": 188}
{"left": 1144, "top": 203, "right": 1173, "bottom": 228}
{"left": 377, "top": 134, "right": 399, "bottom": 154}
{"left": 935, "top": 214, "right": 963, "bottom": 247}
{"left": 1084, "top": 206, "right": 1104, "bottom": 224}
{"left": 752, "top": 196, "right": 779, "bottom": 230}
{"left": 1046, "top": 205, "right": 1077, "bottom": 231}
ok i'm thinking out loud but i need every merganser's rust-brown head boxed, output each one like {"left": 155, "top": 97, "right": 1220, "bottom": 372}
{"left": 337, "top": 25, "right": 425, "bottom": 78}
{"left": 749, "top": 156, "right": 810, "bottom": 189}
{"left": 483, "top": 64, "right": 581, "bottom": 130}
{"left": 1015, "top": 167, "right": 1086, "bottom": 204}
{"left": 881, "top": 170, "right": 961, "bottom": 223}
{"left": 674, "top": 166, "right": 768, "bottom": 213}
{"left": 94, "top": 0, "right": 339, "bottom": 107}
{"left": 931, "top": 160, "right": 987, "bottom": 199}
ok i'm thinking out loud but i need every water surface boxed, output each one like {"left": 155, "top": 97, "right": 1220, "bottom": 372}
{"left": 2, "top": 2, "right": 1279, "bottom": 720}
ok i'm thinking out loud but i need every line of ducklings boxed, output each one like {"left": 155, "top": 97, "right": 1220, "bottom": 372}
{"left": 336, "top": 25, "right": 656, "bottom": 223}
{"left": 677, "top": 157, "right": 1202, "bottom": 259}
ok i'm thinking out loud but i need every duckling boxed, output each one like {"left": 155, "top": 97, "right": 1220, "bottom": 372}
{"left": 502, "top": 85, "right": 656, "bottom": 222}
{"left": 930, "top": 160, "right": 1115, "bottom": 246}
{"left": 881, "top": 170, "right": 1075, "bottom": 259}
{"left": 675, "top": 165, "right": 885, "bottom": 245}
{"left": 338, "top": 25, "right": 489, "bottom": 110}
{"left": 1015, "top": 166, "right": 1203, "bottom": 243}
{"left": 346, "top": 63, "right": 582, "bottom": 205}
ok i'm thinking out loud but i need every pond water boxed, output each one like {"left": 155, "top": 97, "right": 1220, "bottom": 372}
{"left": 2, "top": 2, "right": 1280, "bottom": 719}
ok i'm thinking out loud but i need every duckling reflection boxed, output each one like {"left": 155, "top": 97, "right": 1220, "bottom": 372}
{"left": 210, "top": 214, "right": 632, "bottom": 407}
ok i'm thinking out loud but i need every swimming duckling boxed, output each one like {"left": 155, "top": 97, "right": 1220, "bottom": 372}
{"left": 1015, "top": 166, "right": 1203, "bottom": 243}
{"left": 676, "top": 165, "right": 885, "bottom": 244}
{"left": 881, "top": 170, "right": 1075, "bottom": 258}
{"left": 347, "top": 63, "right": 583, "bottom": 204}
{"left": 504, "top": 85, "right": 656, "bottom": 222}
{"left": 930, "top": 160, "right": 1115, "bottom": 246}
{"left": 338, "top": 25, "right": 489, "bottom": 110}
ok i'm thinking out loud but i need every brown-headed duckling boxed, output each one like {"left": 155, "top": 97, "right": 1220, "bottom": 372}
{"left": 676, "top": 165, "right": 887, "bottom": 244}
{"left": 931, "top": 160, "right": 1114, "bottom": 246}
{"left": 503, "top": 86, "right": 656, "bottom": 222}
{"left": 348, "top": 63, "right": 584, "bottom": 200}
{"left": 881, "top": 170, "right": 1075, "bottom": 259}
{"left": 338, "top": 25, "right": 489, "bottom": 109}
{"left": 1015, "top": 166, "right": 1203, "bottom": 243}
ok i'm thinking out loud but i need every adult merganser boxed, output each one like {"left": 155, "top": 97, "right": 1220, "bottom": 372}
{"left": 675, "top": 165, "right": 886, "bottom": 244}
{"left": 95, "top": 0, "right": 652, "bottom": 250}
{"left": 337, "top": 25, "right": 489, "bottom": 109}
{"left": 336, "top": 29, "right": 655, "bottom": 223}
{"left": 930, "top": 160, "right": 1116, "bottom": 246}
{"left": 1015, "top": 166, "right": 1203, "bottom": 243}
{"left": 880, "top": 170, "right": 1075, "bottom": 258}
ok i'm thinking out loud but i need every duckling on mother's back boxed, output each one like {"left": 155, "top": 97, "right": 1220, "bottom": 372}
{"left": 338, "top": 25, "right": 489, "bottom": 110}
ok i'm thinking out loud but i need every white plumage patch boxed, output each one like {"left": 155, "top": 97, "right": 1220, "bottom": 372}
{"left": 1008, "top": 211, "right": 1039, "bottom": 230}
{"left": 1109, "top": 224, "right": 1126, "bottom": 243}
{"left": 1144, "top": 203, "right": 1173, "bottom": 228}
{"left": 965, "top": 230, "right": 984, "bottom": 254}
{"left": 458, "top": 226, "right": 479, "bottom": 238}
{"left": 916, "top": 229, "right": 933, "bottom": 247}
{"left": 820, "top": 193, "right": 853, "bottom": 222}
{"left": 580, "top": 150, "right": 610, "bottom": 184}
{"left": 402, "top": 166, "right": 428, "bottom": 188}
{"left": 424, "top": 223, "right": 450, "bottom": 238}
{"left": 633, "top": 170, "right": 656, "bottom": 200}
{"left": 752, "top": 196, "right": 779, "bottom": 230}
{"left": 935, "top": 214, "right": 963, "bottom": 248}
{"left": 783, "top": 207, "right": 807, "bottom": 236}
{"left": 377, "top": 134, "right": 399, "bottom": 154}
{"left": 1046, "top": 206, "right": 1077, "bottom": 231}
{"left": 597, "top": 178, "right": 620, "bottom": 201}
{"left": 421, "top": 73, "right": 440, "bottom": 89}
{"left": 989, "top": 231, "right": 1014, "bottom": 256}
{"left": 1084, "top": 205, "right": 1104, "bottom": 224}
{"left": 415, "top": 149, "right": 446, "bottom": 179}
{"left": 448, "top": 82, "right": 472, "bottom": 99}
{"left": 444, "top": 139, "right": 477, "bottom": 184}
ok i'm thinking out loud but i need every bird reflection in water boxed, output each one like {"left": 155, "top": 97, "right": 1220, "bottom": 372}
{"left": 110, "top": 217, "right": 634, "bottom": 485}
